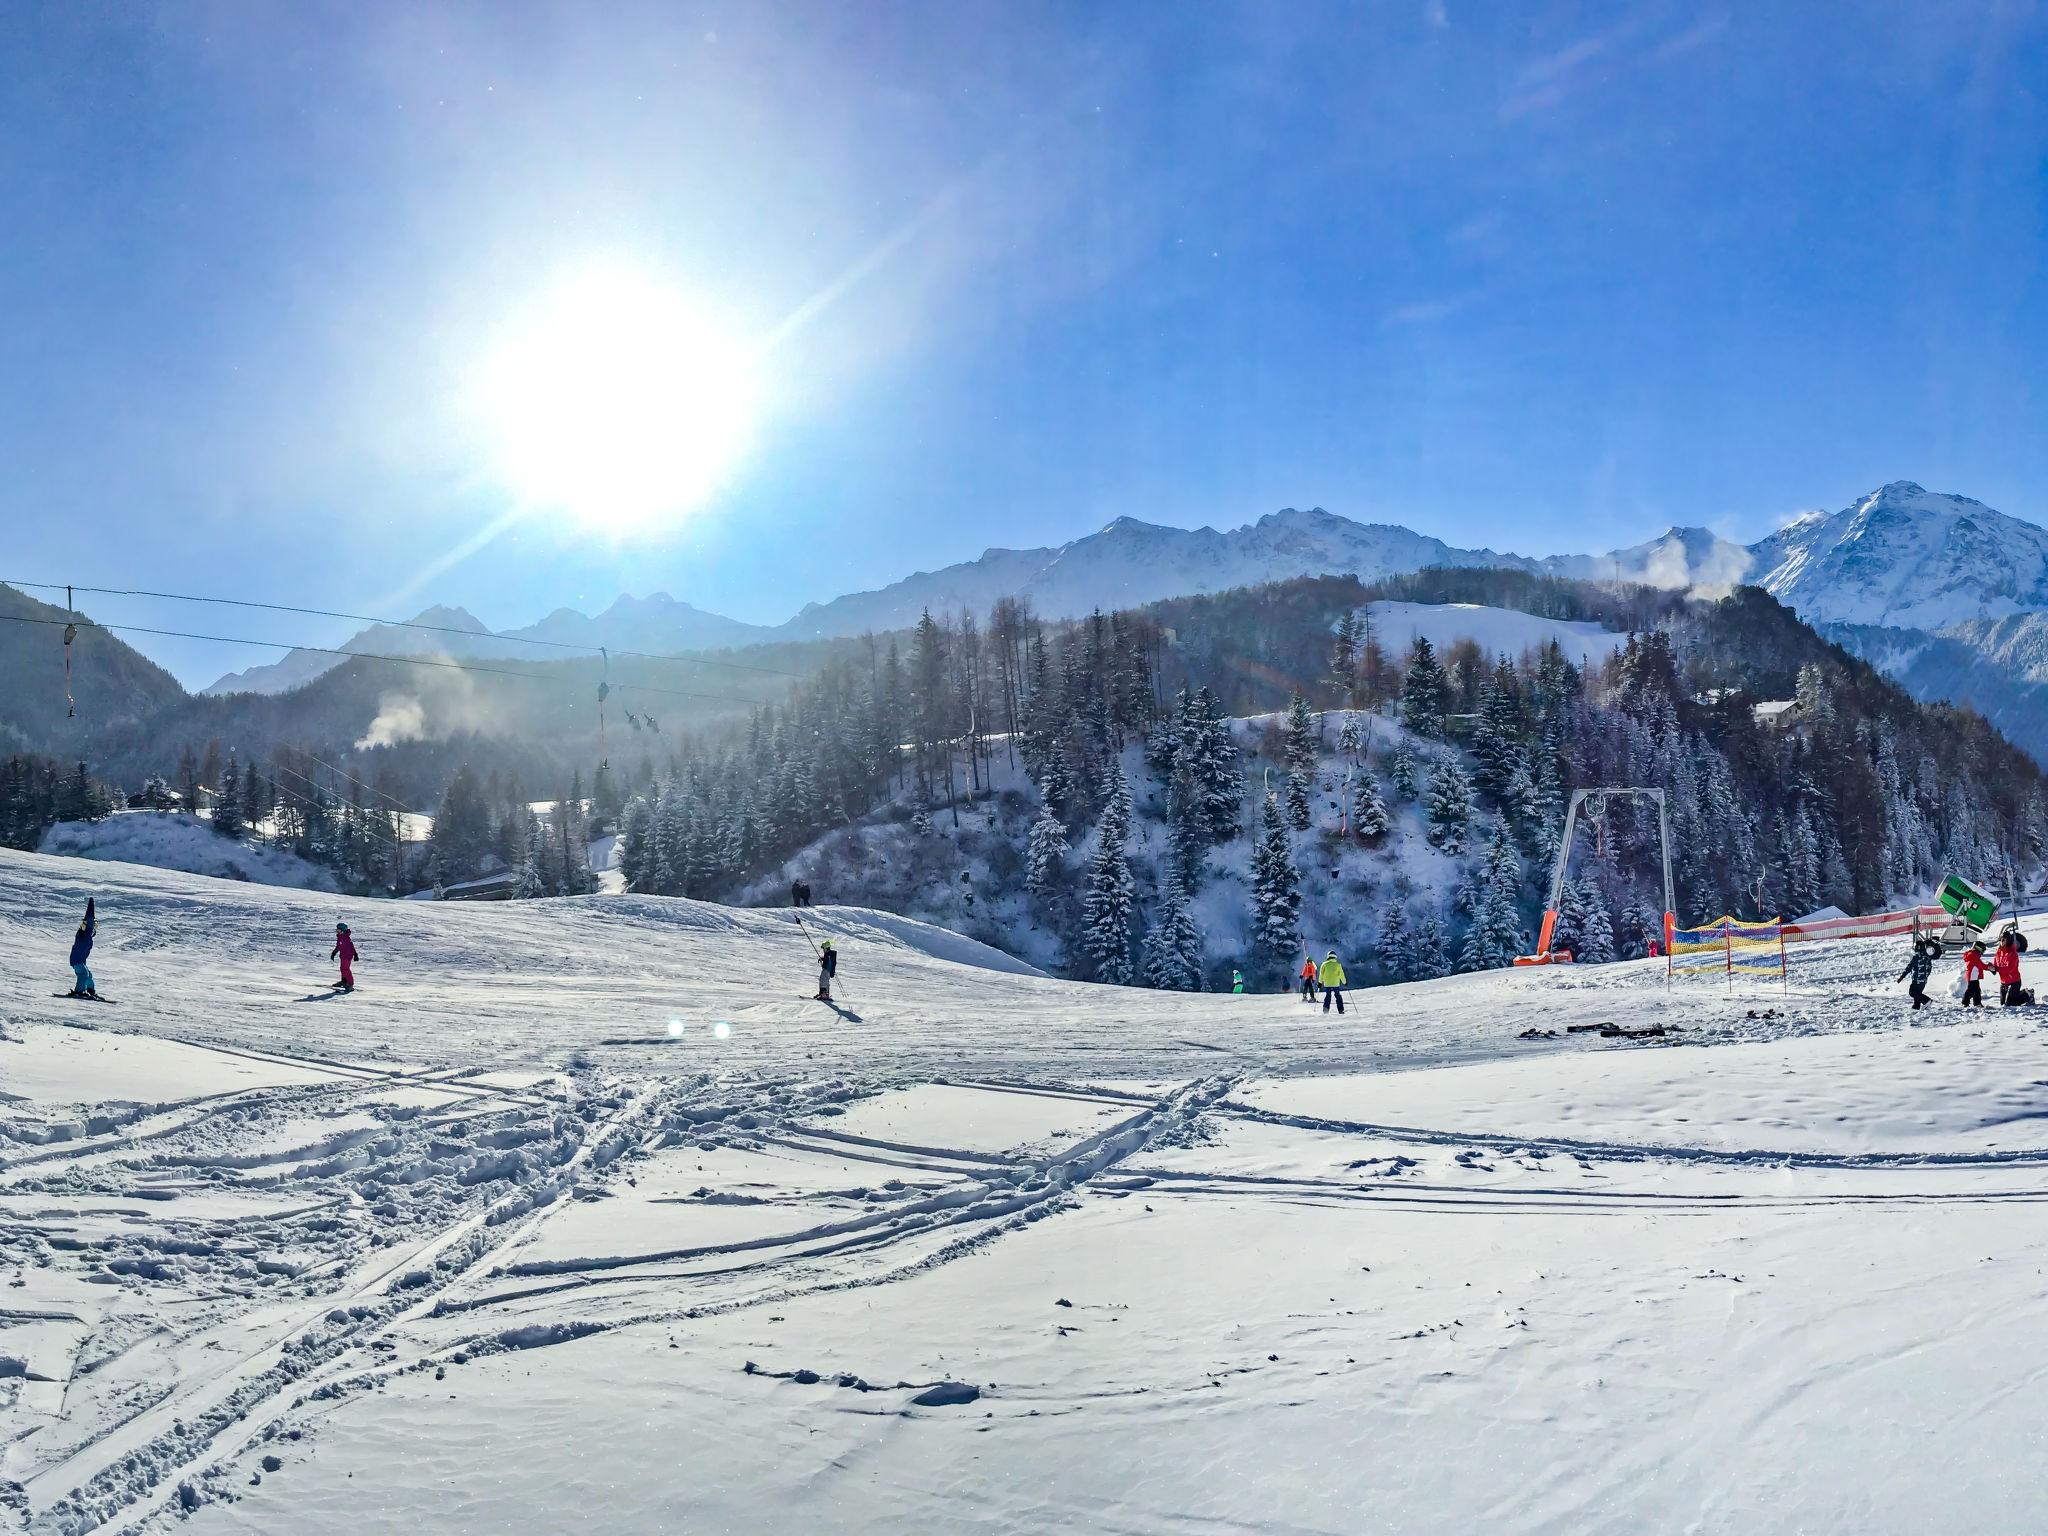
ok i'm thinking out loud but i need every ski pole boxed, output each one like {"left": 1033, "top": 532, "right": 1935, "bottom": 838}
{"left": 793, "top": 912, "right": 821, "bottom": 957}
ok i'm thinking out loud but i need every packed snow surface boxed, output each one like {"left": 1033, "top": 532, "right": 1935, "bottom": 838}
{"left": 1366, "top": 600, "right": 1627, "bottom": 667}
{"left": 36, "top": 813, "right": 337, "bottom": 892}
{"left": 7, "top": 847, "right": 2048, "bottom": 1534}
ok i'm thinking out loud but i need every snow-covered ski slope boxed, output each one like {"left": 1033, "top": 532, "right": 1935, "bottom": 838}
{"left": 9, "top": 848, "right": 2048, "bottom": 1534}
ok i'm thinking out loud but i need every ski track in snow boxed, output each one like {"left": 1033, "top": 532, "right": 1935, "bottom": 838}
{"left": 8, "top": 848, "right": 2048, "bottom": 1533}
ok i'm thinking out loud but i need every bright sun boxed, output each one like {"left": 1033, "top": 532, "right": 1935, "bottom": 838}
{"left": 470, "top": 262, "right": 763, "bottom": 536}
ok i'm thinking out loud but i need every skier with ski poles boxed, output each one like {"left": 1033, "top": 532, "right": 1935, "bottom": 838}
{"left": 330, "top": 922, "right": 359, "bottom": 993}
{"left": 1298, "top": 954, "right": 1319, "bottom": 1002}
{"left": 65, "top": 898, "right": 99, "bottom": 999}
{"left": 1318, "top": 950, "right": 1348, "bottom": 1014}
{"left": 794, "top": 912, "right": 841, "bottom": 1003}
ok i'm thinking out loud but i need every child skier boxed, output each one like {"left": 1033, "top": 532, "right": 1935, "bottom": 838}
{"left": 1897, "top": 936, "right": 1937, "bottom": 1010}
{"left": 1994, "top": 932, "right": 2025, "bottom": 1006}
{"left": 330, "top": 922, "right": 359, "bottom": 993}
{"left": 1961, "top": 942, "right": 1988, "bottom": 1008}
{"left": 66, "top": 898, "right": 98, "bottom": 998}
{"left": 1231, "top": 969, "right": 1245, "bottom": 994}
{"left": 1318, "top": 950, "right": 1348, "bottom": 1014}
{"left": 814, "top": 938, "right": 838, "bottom": 1001}
{"left": 1298, "top": 956, "right": 1318, "bottom": 1002}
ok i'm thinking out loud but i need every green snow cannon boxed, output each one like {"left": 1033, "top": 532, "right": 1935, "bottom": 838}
{"left": 1937, "top": 873, "right": 1998, "bottom": 932}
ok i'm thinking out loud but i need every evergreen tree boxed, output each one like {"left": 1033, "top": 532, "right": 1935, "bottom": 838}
{"left": 1081, "top": 812, "right": 1136, "bottom": 984}
{"left": 1376, "top": 898, "right": 1411, "bottom": 981}
{"left": 1248, "top": 793, "right": 1302, "bottom": 981}
{"left": 212, "top": 758, "right": 244, "bottom": 839}
{"left": 617, "top": 795, "right": 654, "bottom": 892}
{"left": 1352, "top": 768, "right": 1390, "bottom": 839}
{"left": 1141, "top": 865, "right": 1205, "bottom": 991}
{"left": 1337, "top": 713, "right": 1363, "bottom": 758}
{"left": 1425, "top": 754, "right": 1474, "bottom": 854}
{"left": 1573, "top": 877, "right": 1617, "bottom": 963}
{"left": 1459, "top": 828, "right": 1527, "bottom": 971}
{"left": 1400, "top": 636, "right": 1451, "bottom": 739}
{"left": 1409, "top": 904, "right": 1453, "bottom": 979}
{"left": 1388, "top": 742, "right": 1420, "bottom": 801}
{"left": 1025, "top": 798, "right": 1071, "bottom": 903}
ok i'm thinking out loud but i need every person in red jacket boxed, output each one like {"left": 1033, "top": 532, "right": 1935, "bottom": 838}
{"left": 1298, "top": 955, "right": 1318, "bottom": 1002}
{"left": 1993, "top": 933, "right": 2024, "bottom": 1007}
{"left": 331, "top": 922, "right": 359, "bottom": 993}
{"left": 1958, "top": 942, "right": 1987, "bottom": 1008}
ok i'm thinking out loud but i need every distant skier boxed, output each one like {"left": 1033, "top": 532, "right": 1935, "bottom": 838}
{"left": 1897, "top": 937, "right": 1937, "bottom": 1010}
{"left": 330, "top": 922, "right": 359, "bottom": 993}
{"left": 1231, "top": 968, "right": 1245, "bottom": 995}
{"left": 66, "top": 898, "right": 98, "bottom": 999}
{"left": 1298, "top": 956, "right": 1318, "bottom": 1002}
{"left": 791, "top": 878, "right": 812, "bottom": 908}
{"left": 1318, "top": 951, "right": 1348, "bottom": 1014}
{"left": 1960, "top": 941, "right": 1988, "bottom": 1008}
{"left": 1994, "top": 932, "right": 2026, "bottom": 1006}
{"left": 814, "top": 938, "right": 838, "bottom": 1001}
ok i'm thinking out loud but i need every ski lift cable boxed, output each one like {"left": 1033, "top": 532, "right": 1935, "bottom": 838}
{"left": 236, "top": 760, "right": 411, "bottom": 857}
{"left": 0, "top": 578, "right": 805, "bottom": 680}
{"left": 290, "top": 748, "right": 419, "bottom": 816}
{"left": 0, "top": 613, "right": 772, "bottom": 709}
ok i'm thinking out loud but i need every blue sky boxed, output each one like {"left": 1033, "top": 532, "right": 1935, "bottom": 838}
{"left": 2, "top": 0, "right": 2044, "bottom": 686}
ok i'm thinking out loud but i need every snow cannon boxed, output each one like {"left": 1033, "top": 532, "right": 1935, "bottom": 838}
{"left": 1937, "top": 873, "right": 1997, "bottom": 932}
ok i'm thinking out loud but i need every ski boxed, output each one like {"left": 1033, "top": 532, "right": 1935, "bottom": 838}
{"left": 51, "top": 992, "right": 116, "bottom": 1004}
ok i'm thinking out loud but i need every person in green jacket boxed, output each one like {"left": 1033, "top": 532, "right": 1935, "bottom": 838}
{"left": 1231, "top": 968, "right": 1245, "bottom": 994}
{"left": 1318, "top": 951, "right": 1347, "bottom": 1014}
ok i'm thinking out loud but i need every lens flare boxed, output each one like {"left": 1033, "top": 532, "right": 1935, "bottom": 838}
{"left": 666, "top": 1019, "right": 686, "bottom": 1039}
{"left": 713, "top": 1021, "right": 732, "bottom": 1040}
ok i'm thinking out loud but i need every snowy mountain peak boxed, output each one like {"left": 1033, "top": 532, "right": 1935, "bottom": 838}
{"left": 1748, "top": 482, "right": 2048, "bottom": 631}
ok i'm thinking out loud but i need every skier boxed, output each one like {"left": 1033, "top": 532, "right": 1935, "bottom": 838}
{"left": 814, "top": 938, "right": 838, "bottom": 1001}
{"left": 1231, "top": 968, "right": 1245, "bottom": 995}
{"left": 1897, "top": 936, "right": 1936, "bottom": 1011}
{"left": 66, "top": 898, "right": 98, "bottom": 998}
{"left": 1298, "top": 956, "right": 1318, "bottom": 1002}
{"left": 330, "top": 921, "right": 359, "bottom": 993}
{"left": 1318, "top": 950, "right": 1348, "bottom": 1014}
{"left": 1994, "top": 932, "right": 2026, "bottom": 1006}
{"left": 1961, "top": 941, "right": 1988, "bottom": 1009}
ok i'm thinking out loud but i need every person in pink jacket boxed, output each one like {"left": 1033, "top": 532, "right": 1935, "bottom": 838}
{"left": 331, "top": 922, "right": 359, "bottom": 992}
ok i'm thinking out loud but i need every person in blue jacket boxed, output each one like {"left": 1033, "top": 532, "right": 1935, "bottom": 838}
{"left": 67, "top": 898, "right": 98, "bottom": 998}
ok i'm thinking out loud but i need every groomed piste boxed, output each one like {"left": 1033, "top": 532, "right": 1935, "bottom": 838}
{"left": 7, "top": 846, "right": 2048, "bottom": 1535}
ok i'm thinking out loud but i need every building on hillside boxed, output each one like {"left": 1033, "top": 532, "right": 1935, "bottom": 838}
{"left": 1751, "top": 698, "right": 1807, "bottom": 733}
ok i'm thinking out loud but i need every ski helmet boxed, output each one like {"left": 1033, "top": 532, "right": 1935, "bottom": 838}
{"left": 337, "top": 922, "right": 349, "bottom": 932}
{"left": 821, "top": 939, "right": 834, "bottom": 949}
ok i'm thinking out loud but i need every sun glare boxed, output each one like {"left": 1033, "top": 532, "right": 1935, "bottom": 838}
{"left": 470, "top": 262, "right": 763, "bottom": 536}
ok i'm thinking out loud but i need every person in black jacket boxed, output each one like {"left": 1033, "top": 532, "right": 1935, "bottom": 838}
{"left": 813, "top": 938, "right": 838, "bottom": 1001}
{"left": 1897, "top": 937, "right": 1938, "bottom": 1010}
{"left": 67, "top": 898, "right": 98, "bottom": 998}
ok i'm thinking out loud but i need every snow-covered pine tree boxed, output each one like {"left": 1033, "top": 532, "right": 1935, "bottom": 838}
{"left": 1425, "top": 753, "right": 1474, "bottom": 853}
{"left": 1248, "top": 792, "right": 1302, "bottom": 981}
{"left": 1388, "top": 741, "right": 1420, "bottom": 801}
{"left": 1409, "top": 904, "right": 1453, "bottom": 979}
{"left": 910, "top": 807, "right": 937, "bottom": 839}
{"left": 1574, "top": 877, "right": 1617, "bottom": 963}
{"left": 1080, "top": 811, "right": 1136, "bottom": 984}
{"left": 1141, "top": 865, "right": 1205, "bottom": 991}
{"left": 1165, "top": 768, "right": 1209, "bottom": 890}
{"left": 1337, "top": 713, "right": 1362, "bottom": 758}
{"left": 1100, "top": 756, "right": 1134, "bottom": 845}
{"left": 1400, "top": 636, "right": 1451, "bottom": 739}
{"left": 617, "top": 795, "right": 654, "bottom": 891}
{"left": 1353, "top": 767, "right": 1390, "bottom": 839}
{"left": 1025, "top": 798, "right": 1071, "bottom": 903}
{"left": 1458, "top": 828, "right": 1527, "bottom": 971}
{"left": 1376, "top": 897, "right": 1410, "bottom": 982}
{"left": 514, "top": 822, "right": 547, "bottom": 898}
{"left": 1186, "top": 688, "right": 1243, "bottom": 841}
{"left": 212, "top": 758, "right": 244, "bottom": 839}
